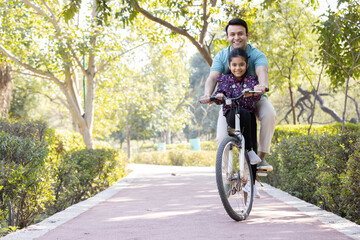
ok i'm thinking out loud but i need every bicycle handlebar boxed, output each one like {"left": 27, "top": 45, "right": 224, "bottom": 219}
{"left": 199, "top": 88, "right": 269, "bottom": 104}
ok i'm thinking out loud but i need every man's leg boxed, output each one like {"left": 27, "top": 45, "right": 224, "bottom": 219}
{"left": 255, "top": 96, "right": 276, "bottom": 171}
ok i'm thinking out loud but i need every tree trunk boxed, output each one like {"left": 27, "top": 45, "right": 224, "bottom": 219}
{"left": 0, "top": 62, "right": 13, "bottom": 118}
{"left": 288, "top": 80, "right": 296, "bottom": 124}
{"left": 165, "top": 129, "right": 171, "bottom": 144}
{"left": 126, "top": 121, "right": 131, "bottom": 159}
{"left": 341, "top": 75, "right": 351, "bottom": 134}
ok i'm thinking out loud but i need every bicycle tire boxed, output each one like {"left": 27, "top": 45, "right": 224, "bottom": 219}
{"left": 216, "top": 136, "right": 254, "bottom": 221}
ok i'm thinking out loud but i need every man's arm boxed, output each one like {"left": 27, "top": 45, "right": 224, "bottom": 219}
{"left": 200, "top": 71, "right": 221, "bottom": 103}
{"left": 254, "top": 65, "right": 269, "bottom": 94}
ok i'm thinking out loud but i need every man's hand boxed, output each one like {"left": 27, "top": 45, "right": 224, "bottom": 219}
{"left": 254, "top": 84, "right": 267, "bottom": 94}
{"left": 200, "top": 94, "right": 212, "bottom": 104}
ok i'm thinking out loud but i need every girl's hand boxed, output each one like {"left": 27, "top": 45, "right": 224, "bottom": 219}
{"left": 215, "top": 93, "right": 224, "bottom": 100}
{"left": 242, "top": 88, "right": 253, "bottom": 98}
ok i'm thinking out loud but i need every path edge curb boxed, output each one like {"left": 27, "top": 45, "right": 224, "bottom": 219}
{"left": 262, "top": 183, "right": 360, "bottom": 240}
{"left": 0, "top": 169, "right": 138, "bottom": 240}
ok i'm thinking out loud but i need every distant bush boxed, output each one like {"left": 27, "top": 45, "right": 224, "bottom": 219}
{"left": 265, "top": 128, "right": 360, "bottom": 224}
{"left": 132, "top": 151, "right": 171, "bottom": 165}
{"left": 138, "top": 141, "right": 216, "bottom": 152}
{"left": 132, "top": 149, "right": 216, "bottom": 167}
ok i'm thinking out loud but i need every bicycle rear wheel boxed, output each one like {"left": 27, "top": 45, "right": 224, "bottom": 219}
{"left": 216, "top": 136, "right": 254, "bottom": 221}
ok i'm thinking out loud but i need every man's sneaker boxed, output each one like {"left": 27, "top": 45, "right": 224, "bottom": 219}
{"left": 247, "top": 150, "right": 262, "bottom": 165}
{"left": 257, "top": 159, "right": 273, "bottom": 171}
{"left": 254, "top": 185, "right": 261, "bottom": 199}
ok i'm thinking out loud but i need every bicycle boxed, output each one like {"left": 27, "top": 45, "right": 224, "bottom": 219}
{"left": 200, "top": 89, "right": 268, "bottom": 221}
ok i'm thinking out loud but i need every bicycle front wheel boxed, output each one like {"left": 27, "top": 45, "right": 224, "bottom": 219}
{"left": 216, "top": 136, "right": 254, "bottom": 221}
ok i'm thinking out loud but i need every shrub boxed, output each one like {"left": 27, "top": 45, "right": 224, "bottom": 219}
{"left": 0, "top": 118, "right": 127, "bottom": 237}
{"left": 132, "top": 149, "right": 216, "bottom": 167}
{"left": 0, "top": 118, "right": 51, "bottom": 142}
{"left": 0, "top": 132, "right": 52, "bottom": 229}
{"left": 51, "top": 148, "right": 126, "bottom": 213}
{"left": 138, "top": 141, "right": 217, "bottom": 152}
{"left": 265, "top": 132, "right": 360, "bottom": 224}
{"left": 132, "top": 152, "right": 171, "bottom": 165}
{"left": 272, "top": 123, "right": 360, "bottom": 144}
{"left": 342, "top": 147, "right": 360, "bottom": 224}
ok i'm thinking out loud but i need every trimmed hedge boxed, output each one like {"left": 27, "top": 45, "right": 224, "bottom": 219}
{"left": 138, "top": 141, "right": 217, "bottom": 152}
{"left": 272, "top": 123, "right": 360, "bottom": 144}
{"left": 0, "top": 132, "right": 51, "bottom": 229}
{"left": 132, "top": 150, "right": 216, "bottom": 167}
{"left": 265, "top": 124, "right": 360, "bottom": 224}
{"left": 51, "top": 149, "right": 126, "bottom": 213}
{"left": 0, "top": 119, "right": 126, "bottom": 236}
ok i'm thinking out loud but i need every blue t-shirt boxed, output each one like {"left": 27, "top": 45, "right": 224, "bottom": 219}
{"left": 210, "top": 44, "right": 268, "bottom": 75}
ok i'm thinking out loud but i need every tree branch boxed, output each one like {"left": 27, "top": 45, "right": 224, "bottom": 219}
{"left": 199, "top": 0, "right": 208, "bottom": 45}
{"left": 96, "top": 41, "right": 151, "bottom": 75}
{"left": 298, "top": 86, "right": 342, "bottom": 122}
{"left": 0, "top": 45, "right": 62, "bottom": 85}
{"left": 130, "top": 0, "right": 212, "bottom": 65}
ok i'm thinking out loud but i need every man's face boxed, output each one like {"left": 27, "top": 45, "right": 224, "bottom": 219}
{"left": 226, "top": 25, "right": 248, "bottom": 50}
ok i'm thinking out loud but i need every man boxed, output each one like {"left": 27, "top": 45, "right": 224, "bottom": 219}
{"left": 200, "top": 18, "right": 276, "bottom": 171}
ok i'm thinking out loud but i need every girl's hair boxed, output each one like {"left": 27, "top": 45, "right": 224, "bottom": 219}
{"left": 226, "top": 48, "right": 249, "bottom": 74}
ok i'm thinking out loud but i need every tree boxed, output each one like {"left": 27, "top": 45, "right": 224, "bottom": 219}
{"left": 64, "top": 0, "right": 258, "bottom": 67}
{"left": 145, "top": 45, "right": 190, "bottom": 144}
{"left": 316, "top": 0, "right": 360, "bottom": 132}
{"left": 0, "top": 61, "right": 12, "bottom": 118}
{"left": 0, "top": 0, "right": 136, "bottom": 148}
{"left": 97, "top": 62, "right": 157, "bottom": 158}
{"left": 254, "top": 0, "right": 318, "bottom": 125}
{"left": 186, "top": 52, "right": 217, "bottom": 139}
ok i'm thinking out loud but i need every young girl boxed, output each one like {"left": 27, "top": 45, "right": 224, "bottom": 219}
{"left": 213, "top": 48, "right": 261, "bottom": 165}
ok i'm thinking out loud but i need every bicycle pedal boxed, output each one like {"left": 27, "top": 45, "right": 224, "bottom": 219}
{"left": 257, "top": 172, "right": 268, "bottom": 177}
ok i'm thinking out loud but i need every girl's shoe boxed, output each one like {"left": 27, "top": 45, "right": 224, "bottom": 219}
{"left": 248, "top": 150, "right": 262, "bottom": 165}
{"left": 254, "top": 186, "right": 261, "bottom": 199}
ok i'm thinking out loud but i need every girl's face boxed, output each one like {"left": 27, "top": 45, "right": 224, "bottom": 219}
{"left": 228, "top": 56, "right": 248, "bottom": 79}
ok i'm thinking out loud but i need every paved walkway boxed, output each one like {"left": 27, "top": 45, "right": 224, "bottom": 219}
{"left": 2, "top": 164, "right": 360, "bottom": 240}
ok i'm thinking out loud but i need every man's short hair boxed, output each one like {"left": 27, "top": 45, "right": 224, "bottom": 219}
{"left": 225, "top": 18, "right": 248, "bottom": 35}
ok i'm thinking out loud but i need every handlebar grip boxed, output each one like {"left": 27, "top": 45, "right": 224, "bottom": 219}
{"left": 199, "top": 96, "right": 217, "bottom": 103}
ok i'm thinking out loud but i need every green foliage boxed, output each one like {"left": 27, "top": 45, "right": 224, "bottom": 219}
{"left": 315, "top": 2, "right": 360, "bottom": 90}
{"left": 50, "top": 148, "right": 126, "bottom": 213}
{"left": 132, "top": 151, "right": 171, "bottom": 165}
{"left": 132, "top": 148, "right": 216, "bottom": 167}
{"left": 138, "top": 141, "right": 217, "bottom": 152}
{"left": 0, "top": 132, "right": 51, "bottom": 229}
{"left": 168, "top": 150, "right": 216, "bottom": 166}
{"left": 0, "top": 119, "right": 126, "bottom": 236}
{"left": 265, "top": 126, "right": 360, "bottom": 224}
{"left": 272, "top": 123, "right": 360, "bottom": 144}
{"left": 0, "top": 118, "right": 51, "bottom": 142}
